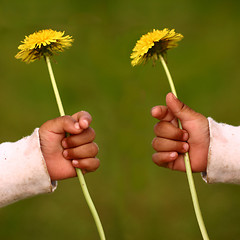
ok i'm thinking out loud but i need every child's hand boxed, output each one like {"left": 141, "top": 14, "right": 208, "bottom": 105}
{"left": 151, "top": 93, "right": 210, "bottom": 172}
{"left": 39, "top": 111, "right": 99, "bottom": 181}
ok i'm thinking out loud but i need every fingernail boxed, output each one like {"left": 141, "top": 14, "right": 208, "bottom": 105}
{"left": 170, "top": 152, "right": 177, "bottom": 158}
{"left": 63, "top": 150, "right": 68, "bottom": 158}
{"left": 82, "top": 119, "right": 89, "bottom": 129}
{"left": 74, "top": 122, "right": 80, "bottom": 130}
{"left": 62, "top": 139, "right": 68, "bottom": 148}
{"left": 72, "top": 160, "right": 79, "bottom": 166}
{"left": 151, "top": 106, "right": 159, "bottom": 116}
{"left": 183, "top": 132, "right": 189, "bottom": 141}
{"left": 183, "top": 143, "right": 189, "bottom": 151}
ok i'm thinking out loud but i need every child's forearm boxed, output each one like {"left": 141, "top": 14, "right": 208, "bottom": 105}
{"left": 202, "top": 118, "right": 240, "bottom": 184}
{"left": 0, "top": 129, "right": 56, "bottom": 208}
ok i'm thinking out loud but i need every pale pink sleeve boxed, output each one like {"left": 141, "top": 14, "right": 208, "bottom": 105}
{"left": 0, "top": 129, "right": 57, "bottom": 207}
{"left": 202, "top": 118, "right": 240, "bottom": 184}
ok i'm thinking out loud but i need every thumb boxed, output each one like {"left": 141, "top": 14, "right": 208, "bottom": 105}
{"left": 166, "top": 93, "right": 198, "bottom": 122}
{"left": 41, "top": 115, "right": 83, "bottom": 135}
{"left": 72, "top": 111, "right": 92, "bottom": 130}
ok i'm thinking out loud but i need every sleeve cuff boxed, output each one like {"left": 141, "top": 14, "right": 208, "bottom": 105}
{"left": 0, "top": 128, "right": 57, "bottom": 207}
{"left": 202, "top": 118, "right": 240, "bottom": 184}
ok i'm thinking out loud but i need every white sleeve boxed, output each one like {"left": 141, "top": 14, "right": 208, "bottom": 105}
{"left": 0, "top": 129, "right": 57, "bottom": 207}
{"left": 202, "top": 118, "right": 240, "bottom": 184}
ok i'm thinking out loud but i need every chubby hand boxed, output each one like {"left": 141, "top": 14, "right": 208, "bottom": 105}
{"left": 39, "top": 111, "right": 99, "bottom": 181}
{"left": 151, "top": 93, "right": 210, "bottom": 172}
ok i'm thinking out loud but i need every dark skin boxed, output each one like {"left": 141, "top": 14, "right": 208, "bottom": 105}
{"left": 151, "top": 93, "right": 210, "bottom": 172}
{"left": 39, "top": 111, "right": 99, "bottom": 181}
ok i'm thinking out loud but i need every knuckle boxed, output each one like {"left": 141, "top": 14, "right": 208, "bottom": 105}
{"left": 154, "top": 121, "right": 164, "bottom": 132}
{"left": 154, "top": 123, "right": 159, "bottom": 133}
{"left": 62, "top": 115, "right": 71, "bottom": 121}
{"left": 154, "top": 122, "right": 161, "bottom": 134}
{"left": 90, "top": 142, "right": 99, "bottom": 155}
{"left": 152, "top": 153, "right": 159, "bottom": 163}
{"left": 80, "top": 110, "right": 92, "bottom": 119}
{"left": 173, "top": 129, "right": 184, "bottom": 140}
{"left": 80, "top": 110, "right": 88, "bottom": 114}
{"left": 88, "top": 127, "right": 96, "bottom": 141}
{"left": 180, "top": 103, "right": 190, "bottom": 114}
{"left": 154, "top": 121, "right": 172, "bottom": 137}
{"left": 62, "top": 115, "right": 72, "bottom": 124}
{"left": 152, "top": 153, "right": 165, "bottom": 166}
{"left": 93, "top": 158, "right": 100, "bottom": 170}
{"left": 179, "top": 102, "right": 185, "bottom": 112}
{"left": 152, "top": 137, "right": 160, "bottom": 151}
{"left": 152, "top": 137, "right": 164, "bottom": 152}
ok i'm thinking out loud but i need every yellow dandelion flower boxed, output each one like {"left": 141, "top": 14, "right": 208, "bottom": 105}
{"left": 15, "top": 29, "right": 73, "bottom": 63}
{"left": 130, "top": 28, "right": 183, "bottom": 66}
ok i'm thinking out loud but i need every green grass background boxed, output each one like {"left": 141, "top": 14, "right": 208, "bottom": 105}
{"left": 1, "top": 0, "right": 240, "bottom": 239}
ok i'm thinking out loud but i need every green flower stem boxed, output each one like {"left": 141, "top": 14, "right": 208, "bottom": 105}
{"left": 45, "top": 57, "right": 65, "bottom": 116}
{"left": 159, "top": 54, "right": 209, "bottom": 240}
{"left": 45, "top": 56, "right": 106, "bottom": 240}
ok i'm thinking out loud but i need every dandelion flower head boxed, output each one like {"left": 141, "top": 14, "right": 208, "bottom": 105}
{"left": 130, "top": 28, "right": 183, "bottom": 66}
{"left": 15, "top": 29, "right": 73, "bottom": 63}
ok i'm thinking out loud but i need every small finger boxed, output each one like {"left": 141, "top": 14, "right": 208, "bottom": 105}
{"left": 63, "top": 142, "right": 99, "bottom": 159}
{"left": 152, "top": 152, "right": 178, "bottom": 165}
{"left": 152, "top": 137, "right": 189, "bottom": 153}
{"left": 72, "top": 158, "right": 100, "bottom": 172}
{"left": 62, "top": 128, "right": 96, "bottom": 148}
{"left": 152, "top": 153, "right": 186, "bottom": 171}
{"left": 154, "top": 121, "right": 188, "bottom": 141}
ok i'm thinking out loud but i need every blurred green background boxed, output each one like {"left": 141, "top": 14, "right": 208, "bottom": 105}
{"left": 1, "top": 0, "right": 240, "bottom": 239}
